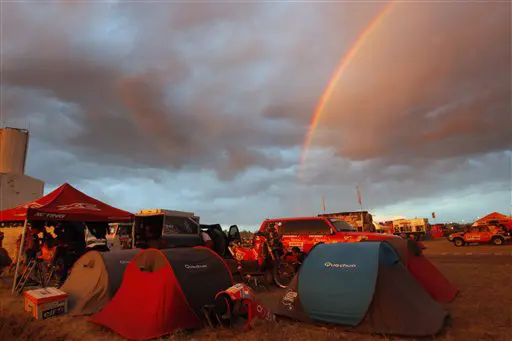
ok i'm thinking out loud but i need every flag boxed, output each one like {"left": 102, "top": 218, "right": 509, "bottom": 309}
{"left": 356, "top": 186, "right": 362, "bottom": 207}
{"left": 322, "top": 193, "right": 326, "bottom": 212}
{"left": 432, "top": 212, "right": 436, "bottom": 219}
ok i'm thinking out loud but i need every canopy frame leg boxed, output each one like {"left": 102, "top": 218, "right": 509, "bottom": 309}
{"left": 12, "top": 219, "right": 28, "bottom": 294}
{"left": 131, "top": 220, "right": 136, "bottom": 249}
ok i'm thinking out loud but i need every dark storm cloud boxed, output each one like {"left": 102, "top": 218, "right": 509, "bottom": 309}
{"left": 1, "top": 2, "right": 307, "bottom": 181}
{"left": 1, "top": 1, "right": 510, "bottom": 222}
{"left": 312, "top": 1, "right": 510, "bottom": 166}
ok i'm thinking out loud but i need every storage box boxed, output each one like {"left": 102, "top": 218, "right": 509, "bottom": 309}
{"left": 24, "top": 287, "right": 68, "bottom": 320}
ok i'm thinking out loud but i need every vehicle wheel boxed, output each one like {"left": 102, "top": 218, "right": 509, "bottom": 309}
{"left": 453, "top": 238, "right": 464, "bottom": 247}
{"left": 272, "top": 260, "right": 296, "bottom": 289}
{"left": 491, "top": 237, "right": 504, "bottom": 246}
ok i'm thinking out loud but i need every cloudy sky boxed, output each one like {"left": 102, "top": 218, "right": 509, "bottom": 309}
{"left": 1, "top": 1, "right": 510, "bottom": 229}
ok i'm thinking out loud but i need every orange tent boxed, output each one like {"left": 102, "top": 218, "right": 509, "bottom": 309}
{"left": 474, "top": 212, "right": 511, "bottom": 225}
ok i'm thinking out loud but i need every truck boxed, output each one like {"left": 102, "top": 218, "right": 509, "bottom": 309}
{"left": 107, "top": 222, "right": 133, "bottom": 250}
{"left": 448, "top": 224, "right": 511, "bottom": 246}
{"left": 392, "top": 218, "right": 429, "bottom": 240}
{"left": 318, "top": 211, "right": 374, "bottom": 232}
{"left": 226, "top": 216, "right": 401, "bottom": 288}
{"left": 132, "top": 209, "right": 203, "bottom": 249}
{"left": 255, "top": 216, "right": 399, "bottom": 253}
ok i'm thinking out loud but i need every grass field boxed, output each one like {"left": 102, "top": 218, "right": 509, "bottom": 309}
{"left": 0, "top": 239, "right": 511, "bottom": 341}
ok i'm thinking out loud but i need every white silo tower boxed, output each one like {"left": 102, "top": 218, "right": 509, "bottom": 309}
{"left": 0, "top": 127, "right": 45, "bottom": 211}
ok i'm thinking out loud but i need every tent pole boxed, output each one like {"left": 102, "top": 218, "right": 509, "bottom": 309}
{"left": 12, "top": 219, "right": 28, "bottom": 294}
{"left": 131, "top": 220, "right": 136, "bottom": 249}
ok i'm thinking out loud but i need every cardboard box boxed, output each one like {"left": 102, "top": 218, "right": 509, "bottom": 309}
{"left": 24, "top": 287, "right": 68, "bottom": 320}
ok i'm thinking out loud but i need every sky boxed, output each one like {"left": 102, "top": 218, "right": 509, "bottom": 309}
{"left": 1, "top": 1, "right": 510, "bottom": 230}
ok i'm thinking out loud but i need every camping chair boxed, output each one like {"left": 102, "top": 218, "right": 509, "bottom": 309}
{"left": 38, "top": 244, "right": 60, "bottom": 285}
{"left": 201, "top": 304, "right": 228, "bottom": 329}
{"left": 227, "top": 245, "right": 267, "bottom": 292}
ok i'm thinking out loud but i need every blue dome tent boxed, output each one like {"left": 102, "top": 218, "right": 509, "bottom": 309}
{"left": 275, "top": 242, "right": 448, "bottom": 337}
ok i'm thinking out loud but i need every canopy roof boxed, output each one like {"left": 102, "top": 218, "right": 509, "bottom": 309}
{"left": 0, "top": 183, "right": 134, "bottom": 222}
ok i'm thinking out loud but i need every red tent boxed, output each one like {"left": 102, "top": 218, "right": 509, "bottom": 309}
{"left": 91, "top": 247, "right": 234, "bottom": 340}
{"left": 0, "top": 183, "right": 134, "bottom": 222}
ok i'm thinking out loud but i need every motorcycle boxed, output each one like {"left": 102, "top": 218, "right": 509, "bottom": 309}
{"left": 228, "top": 231, "right": 297, "bottom": 289}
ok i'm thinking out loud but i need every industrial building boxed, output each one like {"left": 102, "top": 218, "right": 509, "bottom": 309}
{"left": 0, "top": 127, "right": 45, "bottom": 212}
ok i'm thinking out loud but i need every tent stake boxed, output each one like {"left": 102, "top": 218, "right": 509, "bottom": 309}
{"left": 12, "top": 219, "right": 28, "bottom": 294}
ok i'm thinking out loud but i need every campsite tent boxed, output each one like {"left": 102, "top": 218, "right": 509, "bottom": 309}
{"left": 91, "top": 246, "right": 234, "bottom": 340}
{"left": 474, "top": 212, "right": 511, "bottom": 230}
{"left": 275, "top": 242, "right": 448, "bottom": 337}
{"left": 61, "top": 248, "right": 142, "bottom": 316}
{"left": 378, "top": 238, "right": 458, "bottom": 303}
{"left": 0, "top": 183, "right": 135, "bottom": 293}
{"left": 474, "top": 212, "right": 509, "bottom": 224}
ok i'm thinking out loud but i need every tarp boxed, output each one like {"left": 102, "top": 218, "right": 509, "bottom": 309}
{"left": 275, "top": 242, "right": 448, "bottom": 337}
{"left": 61, "top": 249, "right": 142, "bottom": 316}
{"left": 0, "top": 183, "right": 134, "bottom": 222}
{"left": 90, "top": 246, "right": 234, "bottom": 340}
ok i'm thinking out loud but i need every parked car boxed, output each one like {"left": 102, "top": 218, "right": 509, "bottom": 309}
{"left": 448, "top": 225, "right": 511, "bottom": 246}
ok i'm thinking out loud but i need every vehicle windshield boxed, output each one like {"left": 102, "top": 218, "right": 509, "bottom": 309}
{"left": 329, "top": 219, "right": 357, "bottom": 232}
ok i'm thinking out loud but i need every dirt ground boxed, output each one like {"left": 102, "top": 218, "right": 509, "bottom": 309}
{"left": 1, "top": 240, "right": 511, "bottom": 341}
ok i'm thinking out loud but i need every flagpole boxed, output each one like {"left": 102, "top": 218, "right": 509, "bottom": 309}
{"left": 322, "top": 193, "right": 326, "bottom": 213}
{"left": 357, "top": 185, "right": 364, "bottom": 231}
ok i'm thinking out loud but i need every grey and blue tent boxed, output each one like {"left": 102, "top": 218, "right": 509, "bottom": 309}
{"left": 275, "top": 241, "right": 449, "bottom": 337}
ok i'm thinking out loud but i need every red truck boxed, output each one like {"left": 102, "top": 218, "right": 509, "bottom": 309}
{"left": 228, "top": 216, "right": 401, "bottom": 288}
{"left": 254, "top": 216, "right": 399, "bottom": 253}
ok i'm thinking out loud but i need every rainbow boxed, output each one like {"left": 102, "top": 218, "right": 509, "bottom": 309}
{"left": 298, "top": 1, "right": 396, "bottom": 179}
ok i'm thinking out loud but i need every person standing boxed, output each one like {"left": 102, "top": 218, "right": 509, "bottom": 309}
{"left": 200, "top": 230, "right": 213, "bottom": 249}
{"left": 0, "top": 232, "right": 12, "bottom": 273}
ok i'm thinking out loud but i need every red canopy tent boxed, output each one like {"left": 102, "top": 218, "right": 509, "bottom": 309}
{"left": 2, "top": 183, "right": 134, "bottom": 294}
{"left": 0, "top": 183, "right": 134, "bottom": 222}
